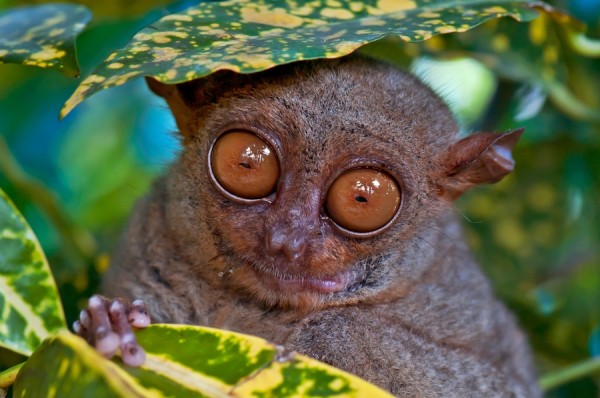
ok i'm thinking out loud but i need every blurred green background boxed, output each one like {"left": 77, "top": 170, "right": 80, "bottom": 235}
{"left": 1, "top": 0, "right": 599, "bottom": 396}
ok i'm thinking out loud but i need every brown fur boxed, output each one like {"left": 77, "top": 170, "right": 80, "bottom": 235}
{"left": 104, "top": 56, "right": 540, "bottom": 397}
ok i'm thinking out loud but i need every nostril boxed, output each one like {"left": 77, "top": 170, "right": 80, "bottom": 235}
{"left": 289, "top": 235, "right": 305, "bottom": 253}
{"left": 265, "top": 231, "right": 285, "bottom": 253}
{"left": 265, "top": 228, "right": 306, "bottom": 261}
{"left": 284, "top": 236, "right": 306, "bottom": 261}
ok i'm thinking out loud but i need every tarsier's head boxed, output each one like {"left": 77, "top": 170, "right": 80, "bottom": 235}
{"left": 148, "top": 55, "right": 521, "bottom": 311}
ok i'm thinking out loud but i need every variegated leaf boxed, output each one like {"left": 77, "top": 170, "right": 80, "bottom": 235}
{"left": 14, "top": 325, "right": 394, "bottom": 397}
{"left": 0, "top": 189, "right": 66, "bottom": 356}
{"left": 360, "top": 3, "right": 600, "bottom": 121}
{"left": 61, "top": 0, "right": 540, "bottom": 117}
{"left": 0, "top": 4, "right": 91, "bottom": 77}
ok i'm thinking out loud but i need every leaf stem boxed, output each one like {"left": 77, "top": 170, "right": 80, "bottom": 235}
{"left": 546, "top": 81, "right": 600, "bottom": 122}
{"left": 567, "top": 31, "right": 600, "bottom": 58}
{"left": 0, "top": 362, "right": 24, "bottom": 389}
{"left": 0, "top": 134, "right": 97, "bottom": 260}
{"left": 540, "top": 357, "right": 600, "bottom": 391}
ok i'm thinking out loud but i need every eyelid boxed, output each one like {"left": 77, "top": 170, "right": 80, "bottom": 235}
{"left": 213, "top": 124, "right": 283, "bottom": 157}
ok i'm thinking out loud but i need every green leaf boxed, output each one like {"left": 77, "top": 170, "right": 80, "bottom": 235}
{"left": 14, "top": 332, "right": 151, "bottom": 398}
{"left": 0, "top": 189, "right": 66, "bottom": 356}
{"left": 61, "top": 0, "right": 540, "bottom": 117}
{"left": 0, "top": 363, "right": 24, "bottom": 390}
{"left": 534, "top": 2, "right": 600, "bottom": 58}
{"left": 14, "top": 326, "right": 394, "bottom": 397}
{"left": 0, "top": 4, "right": 91, "bottom": 77}
{"left": 3, "top": 0, "right": 174, "bottom": 19}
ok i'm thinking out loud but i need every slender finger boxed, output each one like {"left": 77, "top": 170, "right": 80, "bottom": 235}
{"left": 74, "top": 312, "right": 95, "bottom": 350}
{"left": 110, "top": 300, "right": 146, "bottom": 367}
{"left": 128, "top": 299, "right": 151, "bottom": 328}
{"left": 73, "top": 320, "right": 82, "bottom": 335}
{"left": 79, "top": 309, "right": 91, "bottom": 329}
{"left": 88, "top": 295, "right": 120, "bottom": 357}
{"left": 74, "top": 309, "right": 93, "bottom": 342}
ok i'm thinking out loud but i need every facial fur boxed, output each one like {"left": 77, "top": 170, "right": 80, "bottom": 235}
{"left": 156, "top": 56, "right": 461, "bottom": 312}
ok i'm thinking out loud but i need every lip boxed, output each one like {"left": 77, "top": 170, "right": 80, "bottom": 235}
{"left": 251, "top": 267, "right": 362, "bottom": 294}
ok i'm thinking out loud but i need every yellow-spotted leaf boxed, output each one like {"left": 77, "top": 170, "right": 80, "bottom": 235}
{"left": 365, "top": 3, "right": 600, "bottom": 121}
{"left": 61, "top": 0, "right": 540, "bottom": 117}
{"left": 0, "top": 189, "right": 66, "bottom": 356}
{"left": 0, "top": 4, "right": 91, "bottom": 77}
{"left": 14, "top": 325, "right": 394, "bottom": 397}
{"left": 13, "top": 331, "right": 152, "bottom": 398}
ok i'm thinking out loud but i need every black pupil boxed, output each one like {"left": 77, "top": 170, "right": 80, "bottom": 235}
{"left": 239, "top": 162, "right": 251, "bottom": 169}
{"left": 355, "top": 196, "right": 367, "bottom": 203}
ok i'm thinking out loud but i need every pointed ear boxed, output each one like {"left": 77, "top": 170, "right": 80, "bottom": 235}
{"left": 145, "top": 77, "right": 198, "bottom": 137}
{"left": 433, "top": 128, "right": 524, "bottom": 201}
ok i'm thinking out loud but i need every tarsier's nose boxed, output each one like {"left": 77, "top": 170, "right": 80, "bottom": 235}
{"left": 265, "top": 227, "right": 306, "bottom": 262}
{"left": 264, "top": 180, "right": 320, "bottom": 262}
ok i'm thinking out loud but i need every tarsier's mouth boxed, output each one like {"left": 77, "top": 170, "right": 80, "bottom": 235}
{"left": 249, "top": 265, "right": 366, "bottom": 295}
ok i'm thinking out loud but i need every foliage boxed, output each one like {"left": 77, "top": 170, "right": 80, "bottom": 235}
{"left": 0, "top": 190, "right": 65, "bottom": 356}
{"left": 61, "top": 0, "right": 539, "bottom": 117}
{"left": 0, "top": 0, "right": 599, "bottom": 396}
{"left": 4, "top": 0, "right": 177, "bottom": 19}
{"left": 13, "top": 327, "right": 393, "bottom": 397}
{"left": 0, "top": 4, "right": 91, "bottom": 77}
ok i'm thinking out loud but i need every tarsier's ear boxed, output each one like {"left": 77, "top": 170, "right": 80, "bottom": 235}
{"left": 145, "top": 77, "right": 198, "bottom": 137}
{"left": 433, "top": 128, "right": 524, "bottom": 201}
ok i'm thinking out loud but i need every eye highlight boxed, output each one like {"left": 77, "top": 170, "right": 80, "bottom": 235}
{"left": 326, "top": 169, "right": 401, "bottom": 233}
{"left": 210, "top": 131, "right": 279, "bottom": 199}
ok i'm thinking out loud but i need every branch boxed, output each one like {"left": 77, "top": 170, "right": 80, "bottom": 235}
{"left": 540, "top": 357, "right": 600, "bottom": 391}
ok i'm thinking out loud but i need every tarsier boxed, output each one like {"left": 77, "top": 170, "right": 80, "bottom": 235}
{"left": 75, "top": 55, "right": 540, "bottom": 397}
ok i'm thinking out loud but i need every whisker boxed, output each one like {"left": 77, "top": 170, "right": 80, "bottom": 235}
{"left": 451, "top": 206, "right": 483, "bottom": 224}
{"left": 415, "top": 234, "right": 443, "bottom": 256}
{"left": 416, "top": 224, "right": 457, "bottom": 246}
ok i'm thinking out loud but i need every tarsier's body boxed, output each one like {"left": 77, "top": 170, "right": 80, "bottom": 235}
{"left": 81, "top": 56, "right": 540, "bottom": 397}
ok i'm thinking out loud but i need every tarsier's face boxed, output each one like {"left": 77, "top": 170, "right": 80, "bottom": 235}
{"left": 206, "top": 126, "right": 405, "bottom": 307}
{"left": 153, "top": 57, "right": 520, "bottom": 311}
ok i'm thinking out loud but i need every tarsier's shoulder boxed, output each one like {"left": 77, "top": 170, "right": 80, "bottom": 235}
{"left": 283, "top": 290, "right": 538, "bottom": 397}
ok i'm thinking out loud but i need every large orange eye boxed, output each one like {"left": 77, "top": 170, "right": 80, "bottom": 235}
{"left": 210, "top": 131, "right": 279, "bottom": 199}
{"left": 326, "top": 169, "right": 400, "bottom": 233}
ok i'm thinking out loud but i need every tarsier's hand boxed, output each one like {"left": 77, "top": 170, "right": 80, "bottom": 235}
{"left": 73, "top": 295, "right": 151, "bottom": 367}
